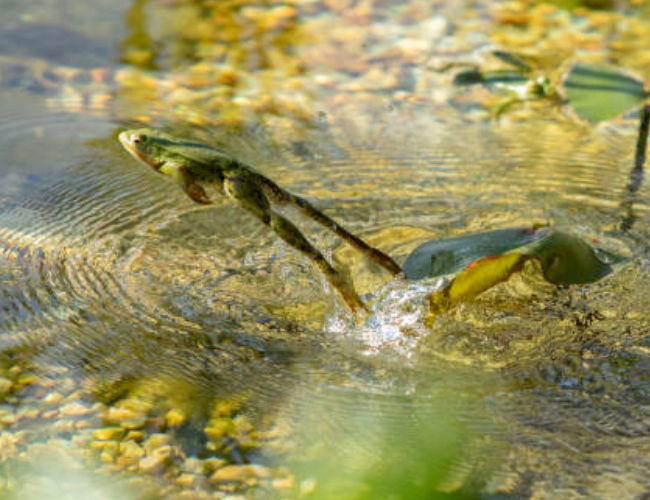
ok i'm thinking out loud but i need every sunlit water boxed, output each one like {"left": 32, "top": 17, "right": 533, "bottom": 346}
{"left": 3, "top": 81, "right": 650, "bottom": 496}
{"left": 2, "top": 2, "right": 650, "bottom": 498}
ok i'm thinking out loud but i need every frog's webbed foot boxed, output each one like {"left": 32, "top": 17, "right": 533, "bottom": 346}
{"left": 223, "top": 174, "right": 367, "bottom": 314}
{"left": 255, "top": 174, "right": 401, "bottom": 276}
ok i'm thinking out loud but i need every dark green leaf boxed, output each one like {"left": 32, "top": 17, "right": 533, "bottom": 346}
{"left": 563, "top": 63, "right": 647, "bottom": 122}
{"left": 403, "top": 227, "right": 543, "bottom": 280}
{"left": 404, "top": 227, "right": 622, "bottom": 319}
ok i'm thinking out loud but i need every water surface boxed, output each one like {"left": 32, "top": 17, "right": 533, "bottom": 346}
{"left": 2, "top": 1, "right": 650, "bottom": 498}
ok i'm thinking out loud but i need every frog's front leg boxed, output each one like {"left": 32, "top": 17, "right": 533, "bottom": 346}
{"left": 160, "top": 163, "right": 213, "bottom": 204}
{"left": 223, "top": 173, "right": 367, "bottom": 313}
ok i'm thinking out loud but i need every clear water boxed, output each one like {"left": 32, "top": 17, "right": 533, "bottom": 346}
{"left": 2, "top": 1, "right": 650, "bottom": 498}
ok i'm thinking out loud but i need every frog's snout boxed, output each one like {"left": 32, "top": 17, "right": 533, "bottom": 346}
{"left": 119, "top": 131, "right": 162, "bottom": 171}
{"left": 118, "top": 131, "right": 144, "bottom": 151}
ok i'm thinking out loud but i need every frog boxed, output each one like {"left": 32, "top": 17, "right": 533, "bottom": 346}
{"left": 118, "top": 128, "right": 401, "bottom": 313}
{"left": 451, "top": 50, "right": 559, "bottom": 119}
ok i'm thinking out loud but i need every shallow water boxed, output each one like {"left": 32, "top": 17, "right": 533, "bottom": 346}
{"left": 2, "top": 1, "right": 650, "bottom": 498}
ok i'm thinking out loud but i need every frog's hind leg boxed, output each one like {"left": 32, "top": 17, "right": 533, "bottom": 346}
{"left": 255, "top": 173, "right": 401, "bottom": 276}
{"left": 223, "top": 174, "right": 367, "bottom": 313}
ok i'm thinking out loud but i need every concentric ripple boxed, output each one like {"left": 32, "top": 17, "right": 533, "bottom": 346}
{"left": 3, "top": 85, "right": 650, "bottom": 497}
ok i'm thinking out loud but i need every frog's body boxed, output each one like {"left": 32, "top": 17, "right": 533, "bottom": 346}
{"left": 118, "top": 128, "right": 401, "bottom": 313}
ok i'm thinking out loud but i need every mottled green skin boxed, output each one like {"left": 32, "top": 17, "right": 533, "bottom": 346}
{"left": 119, "top": 128, "right": 401, "bottom": 313}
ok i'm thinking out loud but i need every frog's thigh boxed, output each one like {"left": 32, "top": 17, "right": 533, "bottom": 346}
{"left": 223, "top": 174, "right": 271, "bottom": 223}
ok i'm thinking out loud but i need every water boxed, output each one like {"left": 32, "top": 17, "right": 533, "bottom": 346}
{"left": 2, "top": 1, "right": 650, "bottom": 498}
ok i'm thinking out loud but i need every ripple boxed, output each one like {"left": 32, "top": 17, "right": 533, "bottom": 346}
{"left": 2, "top": 92, "right": 650, "bottom": 496}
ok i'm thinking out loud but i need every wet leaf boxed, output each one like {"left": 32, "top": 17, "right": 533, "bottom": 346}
{"left": 453, "top": 69, "right": 529, "bottom": 87}
{"left": 403, "top": 227, "right": 543, "bottom": 280}
{"left": 428, "top": 251, "right": 528, "bottom": 317}
{"left": 529, "top": 230, "right": 614, "bottom": 285}
{"left": 563, "top": 63, "right": 647, "bottom": 123}
{"left": 403, "top": 227, "right": 621, "bottom": 319}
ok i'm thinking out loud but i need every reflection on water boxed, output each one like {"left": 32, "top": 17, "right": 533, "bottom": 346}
{"left": 2, "top": 0, "right": 650, "bottom": 498}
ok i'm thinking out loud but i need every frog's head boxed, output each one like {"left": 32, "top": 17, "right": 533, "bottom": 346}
{"left": 118, "top": 128, "right": 176, "bottom": 172}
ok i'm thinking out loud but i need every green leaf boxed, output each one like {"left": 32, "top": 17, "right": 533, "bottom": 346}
{"left": 403, "top": 227, "right": 543, "bottom": 280}
{"left": 453, "top": 69, "right": 529, "bottom": 87}
{"left": 524, "top": 230, "right": 614, "bottom": 285}
{"left": 428, "top": 251, "right": 528, "bottom": 317}
{"left": 563, "top": 63, "right": 647, "bottom": 122}
{"left": 403, "top": 226, "right": 622, "bottom": 319}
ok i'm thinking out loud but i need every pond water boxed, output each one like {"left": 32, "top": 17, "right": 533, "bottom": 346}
{"left": 1, "top": 1, "right": 650, "bottom": 499}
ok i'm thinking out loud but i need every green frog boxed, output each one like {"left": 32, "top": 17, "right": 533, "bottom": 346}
{"left": 118, "top": 128, "right": 401, "bottom": 313}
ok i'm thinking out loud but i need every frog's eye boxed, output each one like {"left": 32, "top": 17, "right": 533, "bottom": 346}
{"left": 133, "top": 134, "right": 148, "bottom": 145}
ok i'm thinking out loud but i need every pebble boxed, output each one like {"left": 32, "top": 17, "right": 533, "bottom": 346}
{"left": 210, "top": 464, "right": 272, "bottom": 484}
{"left": 125, "top": 430, "right": 144, "bottom": 442}
{"left": 71, "top": 434, "right": 92, "bottom": 447}
{"left": 151, "top": 444, "right": 174, "bottom": 460}
{"left": 165, "top": 408, "right": 186, "bottom": 428}
{"left": 50, "top": 419, "right": 76, "bottom": 434}
{"left": 299, "top": 478, "right": 317, "bottom": 496}
{"left": 175, "top": 473, "right": 198, "bottom": 488}
{"left": 16, "top": 407, "right": 40, "bottom": 420}
{"left": 104, "top": 406, "right": 142, "bottom": 424}
{"left": 119, "top": 440, "right": 145, "bottom": 461}
{"left": 203, "top": 457, "right": 227, "bottom": 474}
{"left": 60, "top": 401, "right": 92, "bottom": 417}
{"left": 139, "top": 453, "right": 170, "bottom": 473}
{"left": 272, "top": 476, "right": 295, "bottom": 490}
{"left": 42, "top": 392, "right": 64, "bottom": 406}
{"left": 90, "top": 439, "right": 119, "bottom": 452}
{"left": 100, "top": 450, "right": 115, "bottom": 464}
{"left": 75, "top": 419, "right": 95, "bottom": 430}
{"left": 143, "top": 433, "right": 172, "bottom": 453}
{"left": 92, "top": 427, "right": 125, "bottom": 441}
{"left": 41, "top": 409, "right": 58, "bottom": 419}
{"left": 0, "top": 411, "right": 16, "bottom": 426}
{"left": 205, "top": 418, "right": 233, "bottom": 439}
{"left": 0, "top": 377, "right": 13, "bottom": 396}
